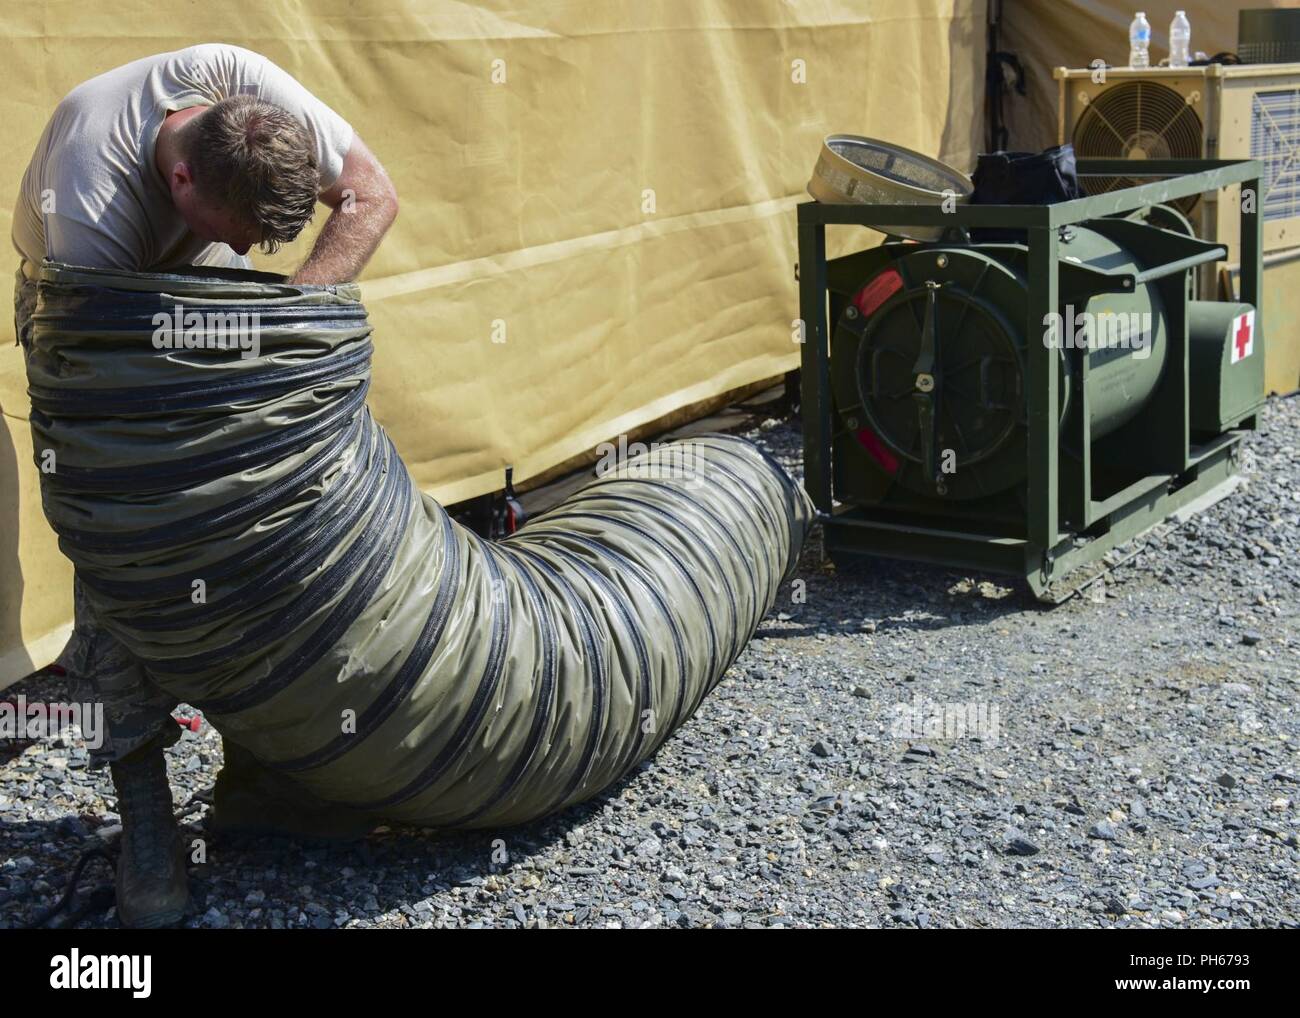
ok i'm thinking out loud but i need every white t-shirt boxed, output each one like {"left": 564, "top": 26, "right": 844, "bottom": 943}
{"left": 12, "top": 43, "right": 354, "bottom": 279}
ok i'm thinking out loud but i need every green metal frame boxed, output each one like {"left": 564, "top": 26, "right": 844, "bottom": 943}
{"left": 797, "top": 158, "right": 1264, "bottom": 599}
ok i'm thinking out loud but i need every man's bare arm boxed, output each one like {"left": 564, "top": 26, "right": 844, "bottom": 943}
{"left": 289, "top": 135, "right": 398, "bottom": 285}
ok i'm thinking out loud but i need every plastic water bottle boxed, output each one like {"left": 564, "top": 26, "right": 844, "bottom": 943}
{"left": 1129, "top": 12, "right": 1151, "bottom": 68}
{"left": 1170, "top": 10, "right": 1192, "bottom": 68}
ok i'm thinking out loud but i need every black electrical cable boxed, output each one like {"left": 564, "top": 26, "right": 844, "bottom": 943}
{"left": 21, "top": 846, "right": 116, "bottom": 929}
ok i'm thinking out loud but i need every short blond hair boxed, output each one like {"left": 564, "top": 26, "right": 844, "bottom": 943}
{"left": 183, "top": 94, "right": 319, "bottom": 253}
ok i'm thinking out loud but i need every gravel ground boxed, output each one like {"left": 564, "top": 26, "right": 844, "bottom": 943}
{"left": 1, "top": 396, "right": 1296, "bottom": 929}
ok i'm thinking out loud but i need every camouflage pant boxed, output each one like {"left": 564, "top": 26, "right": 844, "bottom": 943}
{"left": 17, "top": 267, "right": 179, "bottom": 764}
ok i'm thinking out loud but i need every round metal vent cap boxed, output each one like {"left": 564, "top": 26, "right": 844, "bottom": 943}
{"left": 807, "top": 134, "right": 974, "bottom": 241}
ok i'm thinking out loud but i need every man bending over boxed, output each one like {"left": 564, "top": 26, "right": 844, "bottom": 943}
{"left": 11, "top": 42, "right": 399, "bottom": 927}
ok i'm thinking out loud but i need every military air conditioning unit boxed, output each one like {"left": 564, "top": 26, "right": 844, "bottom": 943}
{"left": 1056, "top": 62, "right": 1300, "bottom": 393}
{"left": 798, "top": 136, "right": 1266, "bottom": 600}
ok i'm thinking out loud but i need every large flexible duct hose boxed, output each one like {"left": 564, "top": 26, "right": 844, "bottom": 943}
{"left": 25, "top": 264, "right": 814, "bottom": 829}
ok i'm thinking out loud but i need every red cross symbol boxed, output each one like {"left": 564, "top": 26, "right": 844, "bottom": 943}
{"left": 1232, "top": 311, "right": 1254, "bottom": 364}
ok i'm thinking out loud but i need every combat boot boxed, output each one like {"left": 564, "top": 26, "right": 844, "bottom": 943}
{"left": 108, "top": 737, "right": 190, "bottom": 928}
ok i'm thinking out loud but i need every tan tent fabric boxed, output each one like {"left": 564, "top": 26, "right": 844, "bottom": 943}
{"left": 0, "top": 0, "right": 987, "bottom": 683}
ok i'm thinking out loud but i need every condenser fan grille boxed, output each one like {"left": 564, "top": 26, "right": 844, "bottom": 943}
{"left": 1250, "top": 89, "right": 1300, "bottom": 222}
{"left": 1072, "top": 81, "right": 1204, "bottom": 213}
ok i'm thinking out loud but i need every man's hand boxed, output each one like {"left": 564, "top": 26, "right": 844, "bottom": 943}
{"left": 289, "top": 135, "right": 398, "bottom": 286}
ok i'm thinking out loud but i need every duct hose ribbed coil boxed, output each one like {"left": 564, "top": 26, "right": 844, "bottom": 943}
{"left": 24, "top": 264, "right": 814, "bottom": 829}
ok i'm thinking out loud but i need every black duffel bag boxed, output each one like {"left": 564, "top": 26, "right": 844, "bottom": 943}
{"left": 969, "top": 144, "right": 1083, "bottom": 241}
